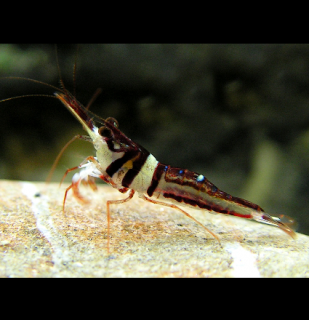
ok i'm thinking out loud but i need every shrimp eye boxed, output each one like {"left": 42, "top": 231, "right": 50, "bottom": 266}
{"left": 98, "top": 126, "right": 112, "bottom": 138}
{"left": 106, "top": 117, "right": 119, "bottom": 128}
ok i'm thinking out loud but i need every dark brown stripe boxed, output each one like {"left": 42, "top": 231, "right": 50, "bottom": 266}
{"left": 147, "top": 163, "right": 169, "bottom": 197}
{"left": 165, "top": 167, "right": 206, "bottom": 191}
{"left": 164, "top": 166, "right": 264, "bottom": 213}
{"left": 163, "top": 192, "right": 252, "bottom": 218}
{"left": 106, "top": 150, "right": 137, "bottom": 177}
{"left": 122, "top": 150, "right": 150, "bottom": 188}
{"left": 104, "top": 122, "right": 151, "bottom": 180}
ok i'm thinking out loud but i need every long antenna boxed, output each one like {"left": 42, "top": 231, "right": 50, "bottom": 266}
{"left": 55, "top": 44, "right": 66, "bottom": 91}
{"left": 0, "top": 93, "right": 56, "bottom": 104}
{"left": 45, "top": 135, "right": 81, "bottom": 184}
{"left": 1, "top": 76, "right": 63, "bottom": 93}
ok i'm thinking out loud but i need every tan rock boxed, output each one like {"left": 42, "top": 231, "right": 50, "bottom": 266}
{"left": 0, "top": 180, "right": 307, "bottom": 277}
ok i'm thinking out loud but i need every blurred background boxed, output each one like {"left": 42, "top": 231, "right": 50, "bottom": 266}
{"left": 0, "top": 44, "right": 309, "bottom": 235}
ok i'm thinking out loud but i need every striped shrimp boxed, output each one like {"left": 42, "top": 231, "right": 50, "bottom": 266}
{"left": 54, "top": 89, "right": 296, "bottom": 251}
{"left": 1, "top": 48, "right": 296, "bottom": 252}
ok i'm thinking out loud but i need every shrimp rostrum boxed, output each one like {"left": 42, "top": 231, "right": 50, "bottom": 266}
{"left": 55, "top": 89, "right": 296, "bottom": 250}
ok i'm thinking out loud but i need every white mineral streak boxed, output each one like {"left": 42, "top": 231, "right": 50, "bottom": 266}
{"left": 21, "top": 182, "right": 72, "bottom": 271}
{"left": 224, "top": 242, "right": 261, "bottom": 278}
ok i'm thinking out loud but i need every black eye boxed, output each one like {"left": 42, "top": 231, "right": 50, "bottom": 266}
{"left": 98, "top": 126, "right": 112, "bottom": 138}
{"left": 106, "top": 117, "right": 119, "bottom": 128}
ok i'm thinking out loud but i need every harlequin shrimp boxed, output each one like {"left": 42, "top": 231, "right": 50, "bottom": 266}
{"left": 1, "top": 47, "right": 296, "bottom": 252}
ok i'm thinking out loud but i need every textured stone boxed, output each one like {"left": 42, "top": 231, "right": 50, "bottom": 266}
{"left": 0, "top": 180, "right": 307, "bottom": 277}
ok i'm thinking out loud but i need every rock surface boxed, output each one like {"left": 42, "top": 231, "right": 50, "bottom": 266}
{"left": 0, "top": 180, "right": 308, "bottom": 277}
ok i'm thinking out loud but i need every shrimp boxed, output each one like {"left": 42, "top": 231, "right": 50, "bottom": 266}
{"left": 1, "top": 46, "right": 296, "bottom": 252}
{"left": 54, "top": 89, "right": 296, "bottom": 251}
